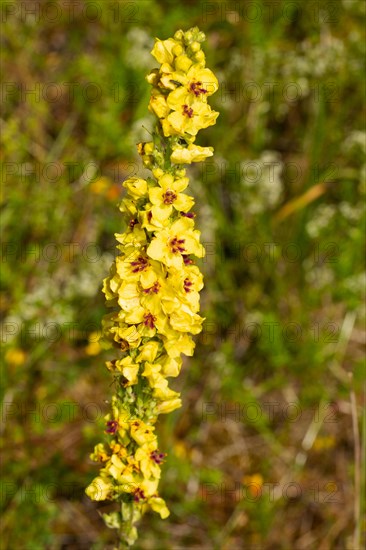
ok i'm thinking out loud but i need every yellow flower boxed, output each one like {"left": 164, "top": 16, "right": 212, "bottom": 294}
{"left": 149, "top": 496, "right": 170, "bottom": 518}
{"left": 140, "top": 477, "right": 160, "bottom": 498}
{"left": 149, "top": 89, "right": 170, "bottom": 119}
{"left": 5, "top": 348, "right": 26, "bottom": 367}
{"left": 168, "top": 264, "right": 204, "bottom": 312}
{"left": 115, "top": 356, "right": 140, "bottom": 386}
{"left": 139, "top": 275, "right": 170, "bottom": 313}
{"left": 118, "top": 468, "right": 141, "bottom": 493}
{"left": 149, "top": 174, "right": 194, "bottom": 215}
{"left": 242, "top": 473, "right": 264, "bottom": 498}
{"left": 135, "top": 442, "right": 163, "bottom": 480}
{"left": 159, "top": 67, "right": 179, "bottom": 90}
{"left": 139, "top": 203, "right": 172, "bottom": 231}
{"left": 115, "top": 252, "right": 159, "bottom": 286}
{"left": 90, "top": 176, "right": 111, "bottom": 195}
{"left": 108, "top": 453, "right": 127, "bottom": 480}
{"left": 158, "top": 172, "right": 189, "bottom": 190}
{"left": 85, "top": 331, "right": 102, "bottom": 356}
{"left": 170, "top": 143, "right": 214, "bottom": 164}
{"left": 147, "top": 217, "right": 204, "bottom": 269}
{"left": 119, "top": 197, "right": 138, "bottom": 217}
{"left": 152, "top": 377, "right": 180, "bottom": 403}
{"left": 87, "top": 26, "right": 218, "bottom": 536}
{"left": 104, "top": 397, "right": 133, "bottom": 441}
{"left": 151, "top": 38, "right": 178, "bottom": 65}
{"left": 160, "top": 354, "right": 182, "bottom": 377}
{"left": 169, "top": 307, "right": 204, "bottom": 335}
{"left": 162, "top": 332, "right": 195, "bottom": 358}
{"left": 85, "top": 476, "right": 114, "bottom": 501}
{"left": 146, "top": 68, "right": 159, "bottom": 85}
{"left": 141, "top": 362, "right": 182, "bottom": 393}
{"left": 90, "top": 443, "right": 110, "bottom": 463}
{"left": 115, "top": 226, "right": 147, "bottom": 248}
{"left": 117, "top": 281, "right": 141, "bottom": 312}
{"left": 123, "top": 177, "right": 148, "bottom": 200}
{"left": 167, "top": 64, "right": 218, "bottom": 103}
{"left": 162, "top": 99, "right": 218, "bottom": 137}
{"left": 130, "top": 420, "right": 157, "bottom": 446}
{"left": 103, "top": 266, "right": 120, "bottom": 305}
{"left": 135, "top": 340, "right": 161, "bottom": 363}
{"left": 155, "top": 398, "right": 182, "bottom": 415}
{"left": 110, "top": 441, "right": 128, "bottom": 459}
{"left": 102, "top": 312, "right": 142, "bottom": 349}
{"left": 174, "top": 54, "right": 193, "bottom": 72}
{"left": 122, "top": 304, "right": 168, "bottom": 338}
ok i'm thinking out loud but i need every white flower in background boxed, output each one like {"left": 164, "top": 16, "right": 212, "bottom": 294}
{"left": 125, "top": 28, "right": 154, "bottom": 69}
{"left": 240, "top": 151, "right": 283, "bottom": 214}
{"left": 342, "top": 272, "right": 366, "bottom": 294}
{"left": 7, "top": 252, "right": 113, "bottom": 332}
{"left": 305, "top": 205, "right": 336, "bottom": 238}
{"left": 65, "top": 253, "right": 113, "bottom": 300}
{"left": 339, "top": 201, "right": 364, "bottom": 222}
{"left": 343, "top": 131, "right": 366, "bottom": 154}
{"left": 304, "top": 263, "right": 335, "bottom": 289}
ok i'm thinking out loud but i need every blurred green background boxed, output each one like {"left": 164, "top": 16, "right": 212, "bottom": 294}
{"left": 1, "top": 0, "right": 365, "bottom": 548}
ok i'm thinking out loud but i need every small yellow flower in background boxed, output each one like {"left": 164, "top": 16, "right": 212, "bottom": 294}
{"left": 5, "top": 348, "right": 26, "bottom": 367}
{"left": 313, "top": 435, "right": 336, "bottom": 451}
{"left": 173, "top": 440, "right": 188, "bottom": 459}
{"left": 90, "top": 176, "right": 121, "bottom": 202}
{"left": 86, "top": 26, "right": 219, "bottom": 547}
{"left": 243, "top": 473, "right": 264, "bottom": 498}
{"left": 85, "top": 341, "right": 101, "bottom": 356}
{"left": 106, "top": 183, "right": 121, "bottom": 201}
{"left": 84, "top": 331, "right": 102, "bottom": 356}
{"left": 90, "top": 176, "right": 110, "bottom": 195}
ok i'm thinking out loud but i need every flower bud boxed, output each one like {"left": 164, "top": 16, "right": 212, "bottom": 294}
{"left": 144, "top": 142, "right": 154, "bottom": 155}
{"left": 146, "top": 69, "right": 159, "bottom": 85}
{"left": 175, "top": 168, "right": 186, "bottom": 178}
{"left": 172, "top": 44, "right": 184, "bottom": 57}
{"left": 190, "top": 41, "right": 201, "bottom": 53}
{"left": 174, "top": 30, "right": 184, "bottom": 41}
{"left": 152, "top": 167, "right": 164, "bottom": 179}
{"left": 184, "top": 31, "right": 193, "bottom": 44}
{"left": 142, "top": 156, "right": 153, "bottom": 168}
{"left": 174, "top": 55, "right": 193, "bottom": 72}
{"left": 194, "top": 50, "right": 205, "bottom": 64}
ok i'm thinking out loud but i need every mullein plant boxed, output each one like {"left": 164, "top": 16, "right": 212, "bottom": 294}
{"left": 86, "top": 27, "right": 219, "bottom": 547}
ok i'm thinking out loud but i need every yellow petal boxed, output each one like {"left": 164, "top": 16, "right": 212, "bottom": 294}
{"left": 85, "top": 476, "right": 113, "bottom": 501}
{"left": 151, "top": 38, "right": 177, "bottom": 65}
{"left": 149, "top": 497, "right": 170, "bottom": 518}
{"left": 171, "top": 144, "right": 214, "bottom": 164}
{"left": 136, "top": 341, "right": 160, "bottom": 362}
{"left": 156, "top": 398, "right": 182, "bottom": 414}
{"left": 123, "top": 178, "right": 148, "bottom": 199}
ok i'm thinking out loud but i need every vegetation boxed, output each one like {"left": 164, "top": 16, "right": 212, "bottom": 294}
{"left": 1, "top": 1, "right": 365, "bottom": 548}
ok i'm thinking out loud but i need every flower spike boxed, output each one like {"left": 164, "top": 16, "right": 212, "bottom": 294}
{"left": 86, "top": 26, "right": 219, "bottom": 547}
